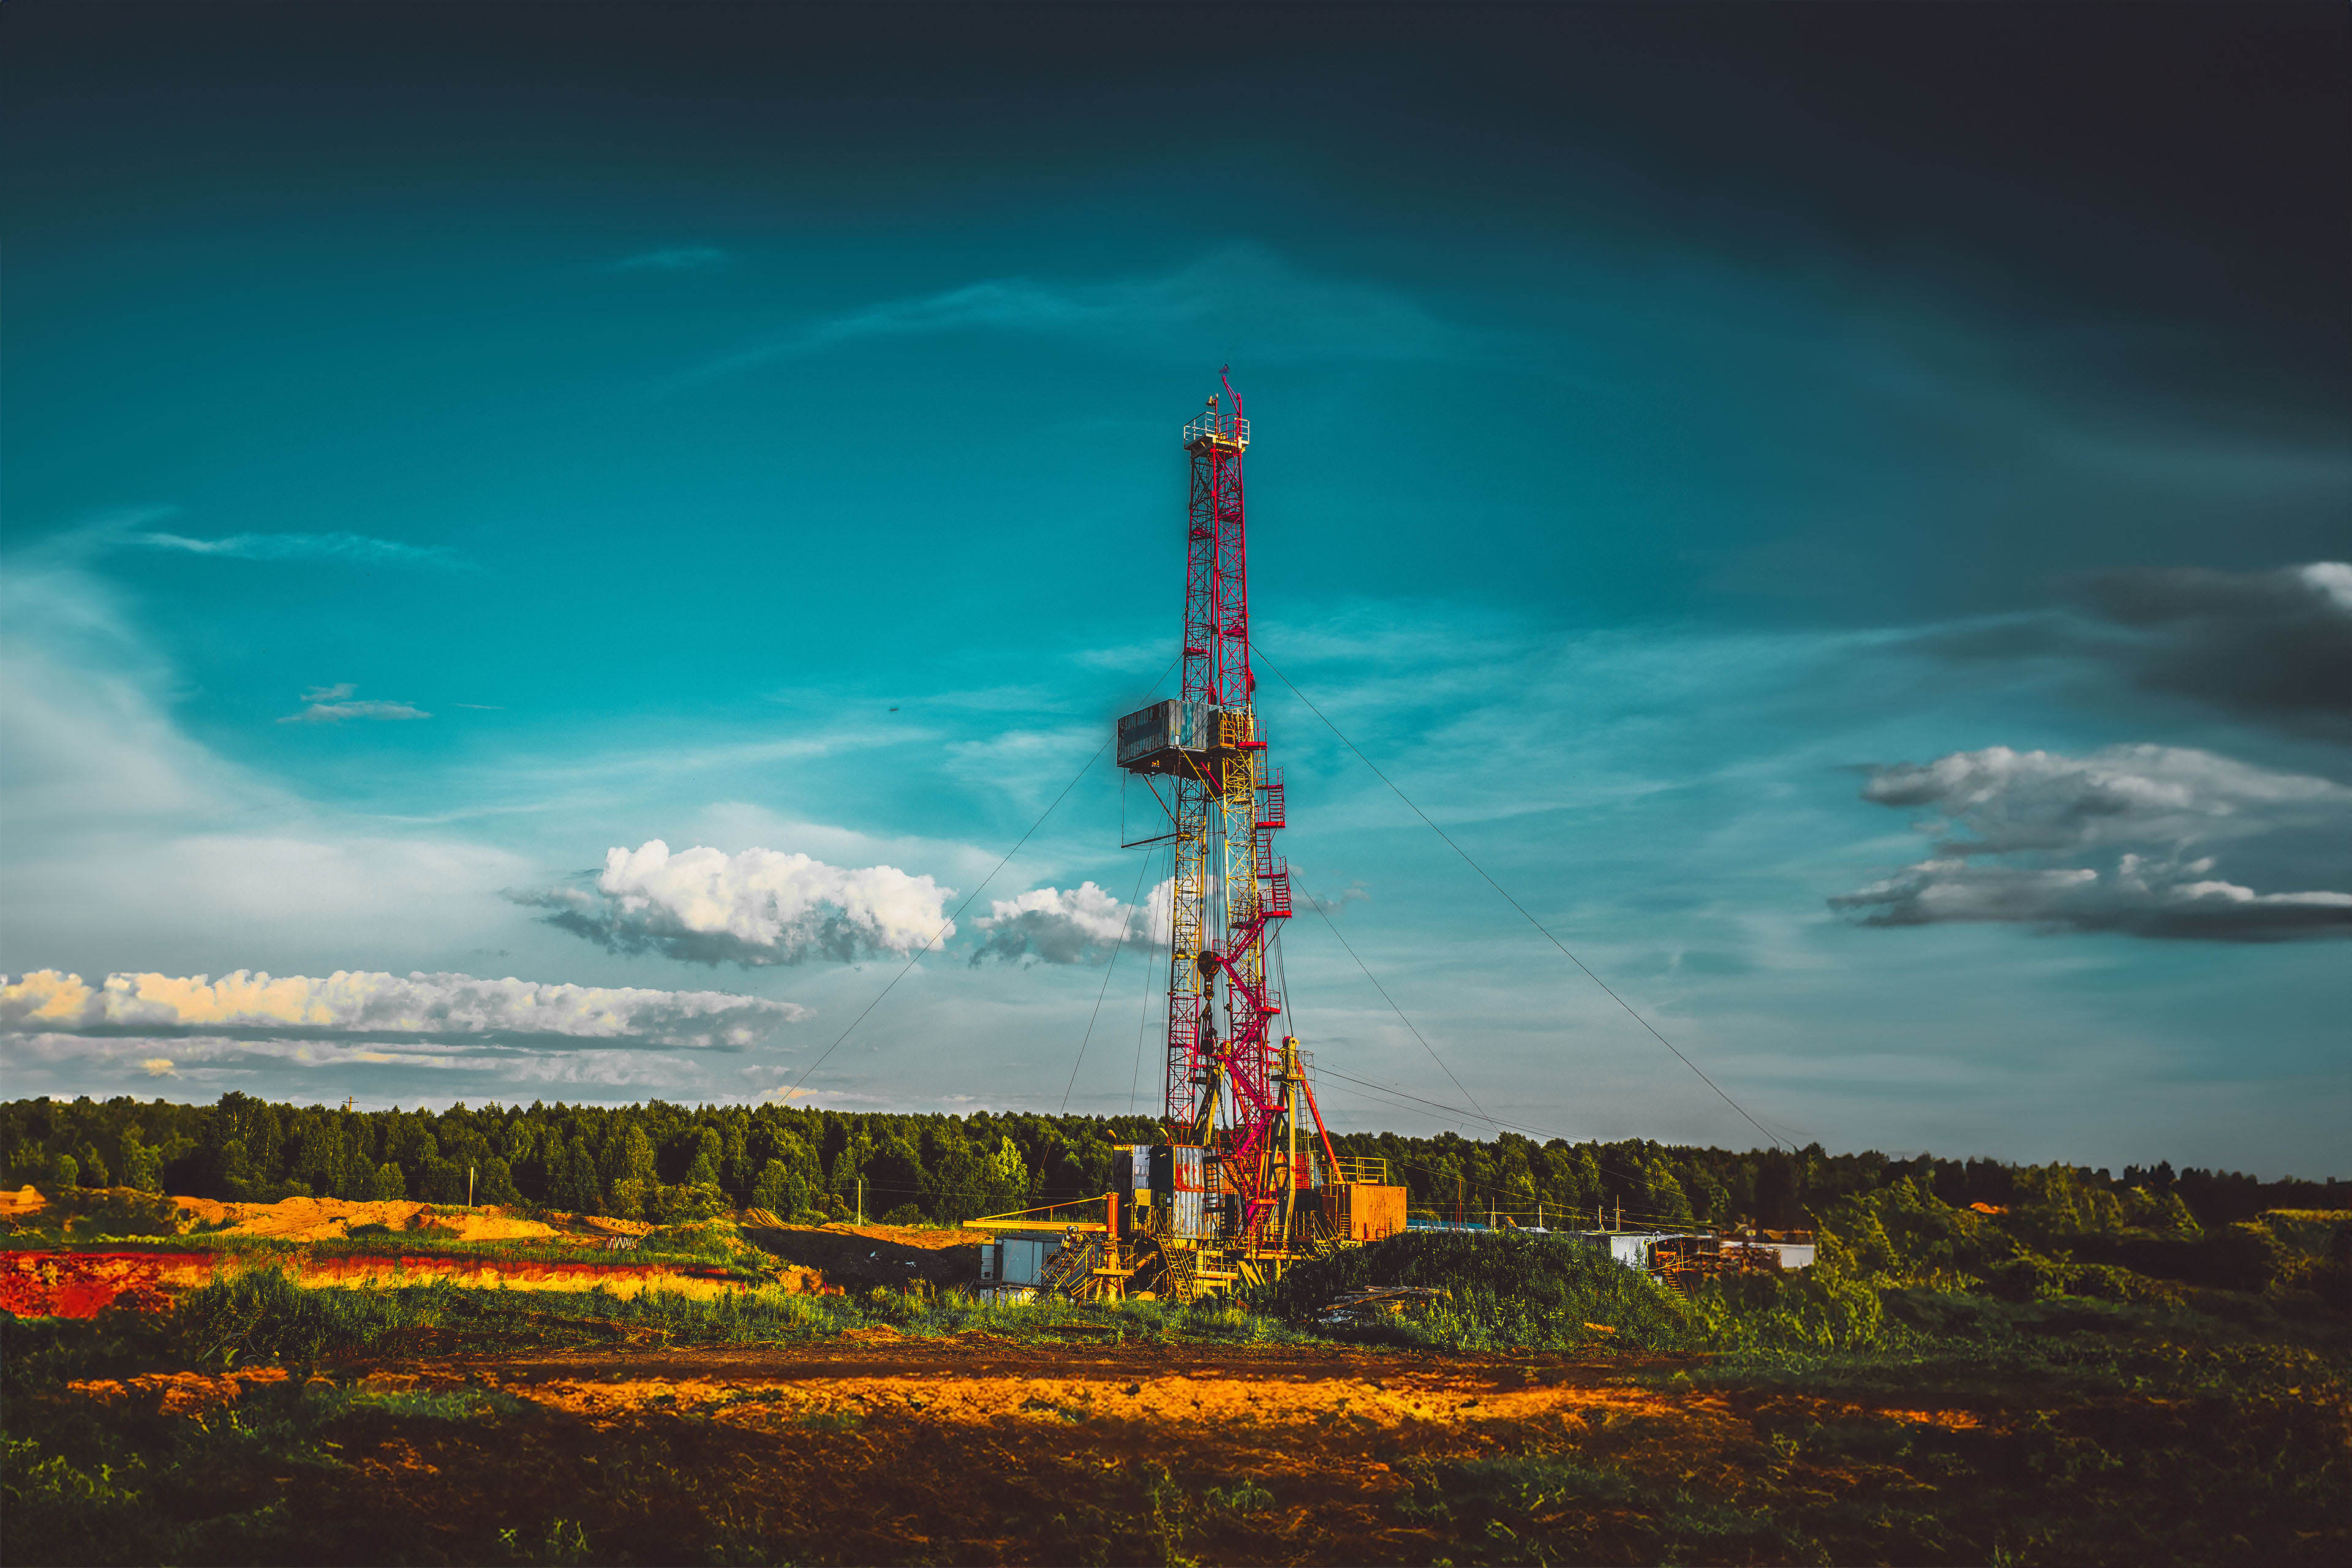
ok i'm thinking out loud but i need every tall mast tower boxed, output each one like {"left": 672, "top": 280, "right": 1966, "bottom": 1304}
{"left": 969, "top": 374, "right": 1404, "bottom": 1300}
{"left": 1117, "top": 372, "right": 1301, "bottom": 1246}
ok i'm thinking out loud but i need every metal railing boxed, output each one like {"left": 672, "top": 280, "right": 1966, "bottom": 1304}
{"left": 1327, "top": 1156, "right": 1390, "bottom": 1185}
{"left": 1183, "top": 412, "right": 1250, "bottom": 448}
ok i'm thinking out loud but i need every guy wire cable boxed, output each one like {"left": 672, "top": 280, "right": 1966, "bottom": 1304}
{"left": 1281, "top": 892, "right": 1684, "bottom": 1196}
{"left": 1127, "top": 845, "right": 1165, "bottom": 1117}
{"left": 786, "top": 657, "right": 1179, "bottom": 1102}
{"left": 1305, "top": 1060, "right": 1701, "bottom": 1200}
{"left": 1300, "top": 888, "right": 1504, "bottom": 1140}
{"left": 1253, "top": 644, "right": 1788, "bottom": 1153}
{"left": 1061, "top": 840, "right": 1159, "bottom": 1112}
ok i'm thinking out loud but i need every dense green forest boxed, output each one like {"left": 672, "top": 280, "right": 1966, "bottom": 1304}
{"left": 2, "top": 1093, "right": 2342, "bottom": 1232}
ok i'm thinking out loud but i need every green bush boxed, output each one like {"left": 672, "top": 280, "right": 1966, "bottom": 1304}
{"left": 1683, "top": 1259, "right": 1890, "bottom": 1354}
{"left": 1259, "top": 1231, "right": 1694, "bottom": 1353}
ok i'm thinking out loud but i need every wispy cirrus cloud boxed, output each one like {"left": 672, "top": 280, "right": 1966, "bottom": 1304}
{"left": 279, "top": 685, "right": 431, "bottom": 724}
{"left": 610, "top": 245, "right": 728, "bottom": 273}
{"left": 134, "top": 530, "right": 464, "bottom": 568}
{"left": 680, "top": 244, "right": 1480, "bottom": 385}
{"left": 15, "top": 510, "right": 464, "bottom": 571}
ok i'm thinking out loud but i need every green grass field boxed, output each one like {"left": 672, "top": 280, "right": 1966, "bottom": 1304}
{"left": 5, "top": 1191, "right": 2346, "bottom": 1565}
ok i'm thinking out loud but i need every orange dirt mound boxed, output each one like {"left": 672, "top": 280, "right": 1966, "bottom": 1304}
{"left": 167, "top": 1196, "right": 559, "bottom": 1242}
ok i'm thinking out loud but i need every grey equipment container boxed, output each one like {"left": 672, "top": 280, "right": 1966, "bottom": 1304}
{"left": 1117, "top": 699, "right": 1215, "bottom": 775}
{"left": 1112, "top": 1144, "right": 1155, "bottom": 1235}
{"left": 978, "top": 1235, "right": 1063, "bottom": 1287}
{"left": 1149, "top": 1144, "right": 1218, "bottom": 1242}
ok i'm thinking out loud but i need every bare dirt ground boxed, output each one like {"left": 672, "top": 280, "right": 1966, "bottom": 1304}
{"left": 159, "top": 1334, "right": 1948, "bottom": 1566}
{"left": 21, "top": 1304, "right": 2346, "bottom": 1563}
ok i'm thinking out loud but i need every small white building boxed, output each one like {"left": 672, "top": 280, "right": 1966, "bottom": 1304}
{"left": 1558, "top": 1230, "right": 1817, "bottom": 1272}
{"left": 974, "top": 1235, "right": 1063, "bottom": 1300}
{"left": 1561, "top": 1230, "right": 1714, "bottom": 1270}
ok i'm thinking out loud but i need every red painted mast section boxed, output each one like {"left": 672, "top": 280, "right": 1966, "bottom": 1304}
{"left": 1164, "top": 372, "right": 1297, "bottom": 1242}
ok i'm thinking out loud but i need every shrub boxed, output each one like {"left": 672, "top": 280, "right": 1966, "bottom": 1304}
{"left": 1259, "top": 1230, "right": 1693, "bottom": 1353}
{"left": 1684, "top": 1261, "right": 1890, "bottom": 1354}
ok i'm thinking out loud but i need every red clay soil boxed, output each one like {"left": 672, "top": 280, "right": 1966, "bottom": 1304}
{"left": 0, "top": 1251, "right": 209, "bottom": 1317}
{"left": 0, "top": 1249, "right": 782, "bottom": 1317}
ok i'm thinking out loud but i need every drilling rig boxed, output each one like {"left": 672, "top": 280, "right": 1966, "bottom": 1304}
{"left": 973, "top": 374, "right": 1407, "bottom": 1302}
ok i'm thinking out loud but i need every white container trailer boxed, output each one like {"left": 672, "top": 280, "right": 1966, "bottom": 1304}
{"left": 975, "top": 1235, "right": 1063, "bottom": 1293}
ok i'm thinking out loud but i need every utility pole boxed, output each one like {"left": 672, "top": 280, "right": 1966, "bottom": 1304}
{"left": 857, "top": 1176, "right": 864, "bottom": 1227}
{"left": 1615, "top": 1196, "right": 1621, "bottom": 1231}
{"left": 468, "top": 1166, "right": 475, "bottom": 1208}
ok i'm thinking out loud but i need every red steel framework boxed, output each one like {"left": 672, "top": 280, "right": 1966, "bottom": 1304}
{"left": 1160, "top": 372, "right": 1298, "bottom": 1242}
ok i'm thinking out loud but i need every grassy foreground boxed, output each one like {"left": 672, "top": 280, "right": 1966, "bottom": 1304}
{"left": 5, "top": 1194, "right": 2349, "bottom": 1565}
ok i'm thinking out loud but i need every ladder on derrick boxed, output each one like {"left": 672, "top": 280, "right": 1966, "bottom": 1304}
{"left": 1037, "top": 1229, "right": 1103, "bottom": 1298}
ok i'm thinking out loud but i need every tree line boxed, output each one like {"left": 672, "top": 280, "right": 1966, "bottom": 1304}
{"left": 2, "top": 1093, "right": 2341, "bottom": 1232}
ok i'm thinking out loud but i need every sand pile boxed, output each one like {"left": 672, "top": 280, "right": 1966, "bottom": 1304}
{"left": 167, "top": 1195, "right": 559, "bottom": 1242}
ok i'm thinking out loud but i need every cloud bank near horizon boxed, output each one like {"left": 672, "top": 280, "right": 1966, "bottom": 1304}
{"left": 0, "top": 969, "right": 805, "bottom": 1049}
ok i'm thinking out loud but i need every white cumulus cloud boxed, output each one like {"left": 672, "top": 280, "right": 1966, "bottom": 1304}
{"left": 0, "top": 969, "right": 805, "bottom": 1049}
{"left": 970, "top": 883, "right": 1140, "bottom": 966}
{"left": 513, "top": 840, "right": 954, "bottom": 967}
{"left": 279, "top": 684, "right": 431, "bottom": 723}
{"left": 1833, "top": 744, "right": 2352, "bottom": 940}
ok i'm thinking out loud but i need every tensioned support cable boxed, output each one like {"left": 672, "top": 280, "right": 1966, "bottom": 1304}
{"left": 1254, "top": 647, "right": 1789, "bottom": 1153}
{"left": 1308, "top": 1062, "right": 1684, "bottom": 1193}
{"left": 1128, "top": 845, "right": 1166, "bottom": 1117}
{"left": 1303, "top": 894, "right": 1505, "bottom": 1141}
{"left": 1061, "top": 842, "right": 1160, "bottom": 1112}
{"left": 786, "top": 661, "right": 1179, "bottom": 1102}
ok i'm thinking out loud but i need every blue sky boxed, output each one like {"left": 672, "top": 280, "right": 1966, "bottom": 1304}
{"left": 4, "top": 7, "right": 2346, "bottom": 1174}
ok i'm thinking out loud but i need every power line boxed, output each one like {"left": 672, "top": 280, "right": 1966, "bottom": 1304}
{"left": 1254, "top": 647, "right": 1788, "bottom": 1153}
